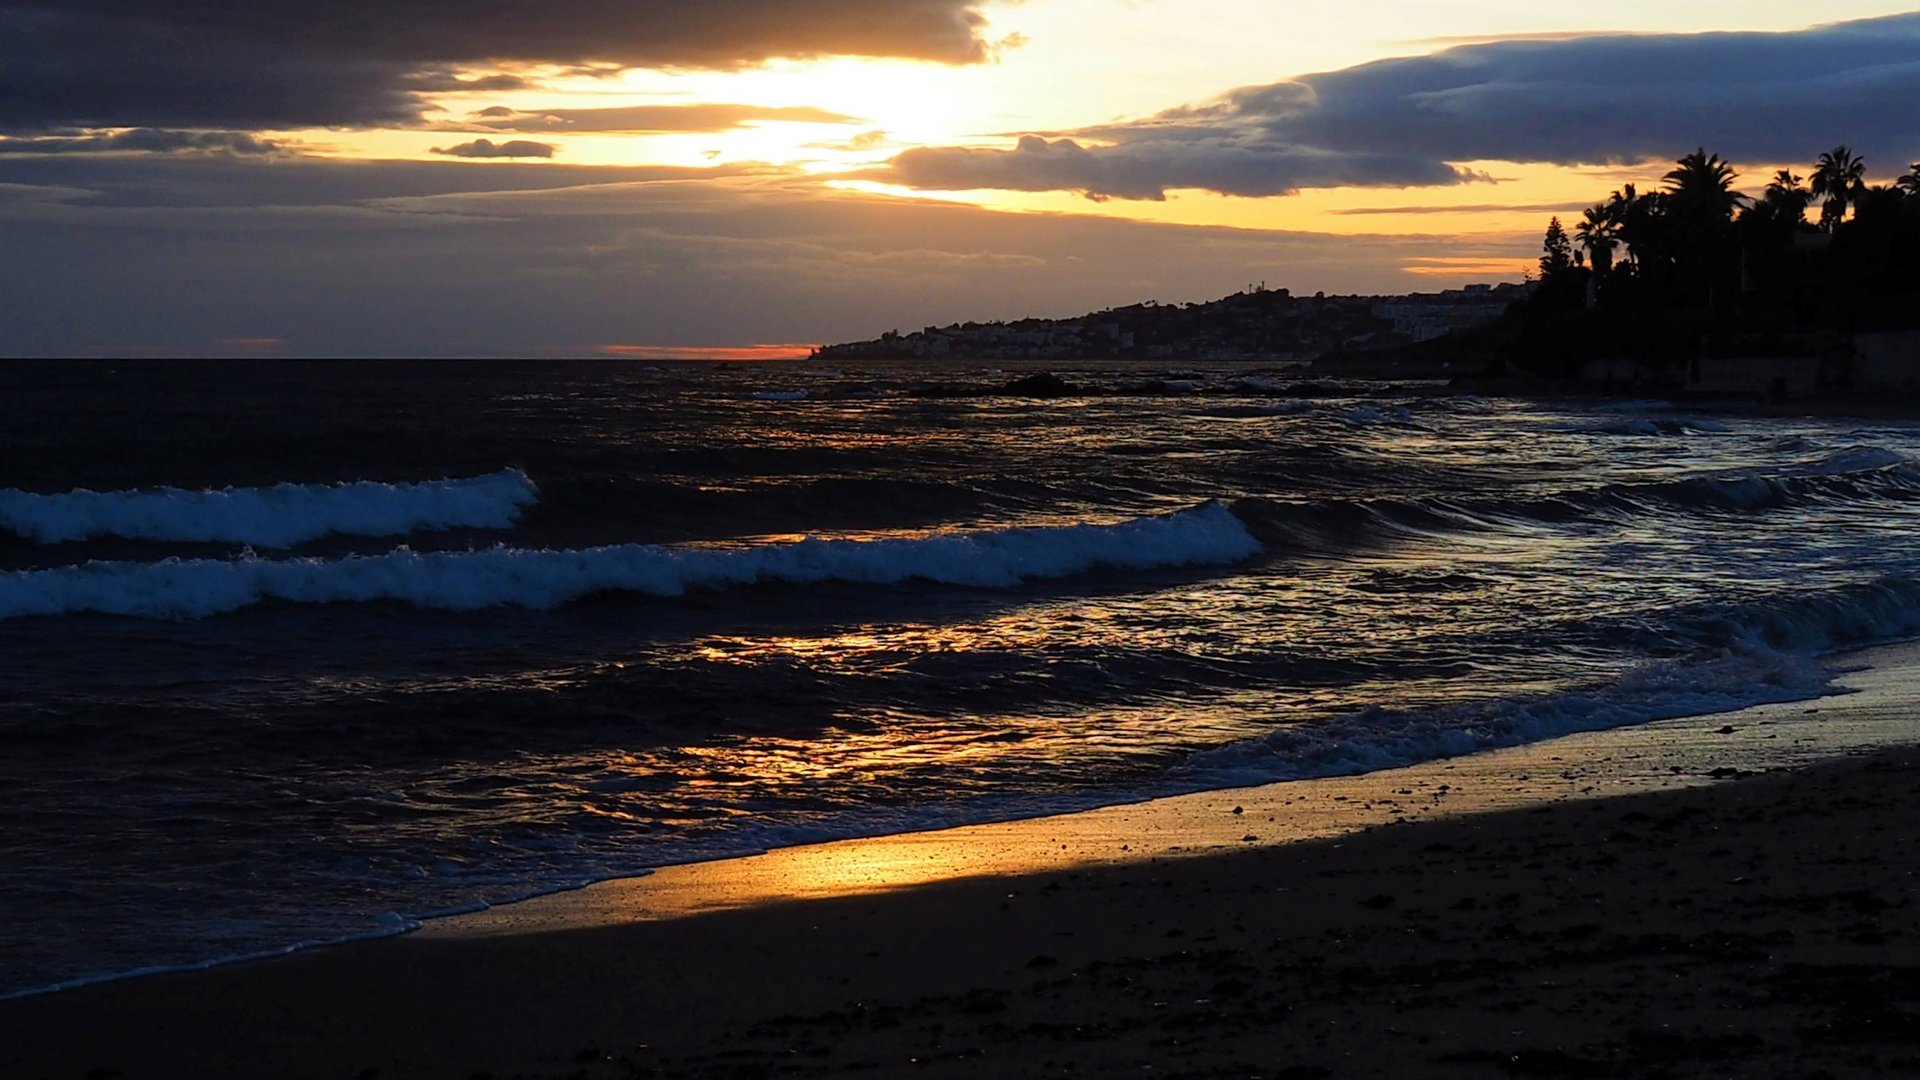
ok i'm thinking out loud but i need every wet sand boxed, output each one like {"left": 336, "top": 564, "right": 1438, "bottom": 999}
{"left": 6, "top": 647, "right": 1920, "bottom": 1079}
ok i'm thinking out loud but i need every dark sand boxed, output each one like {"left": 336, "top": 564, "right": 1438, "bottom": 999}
{"left": 5, "top": 736, "right": 1919, "bottom": 1079}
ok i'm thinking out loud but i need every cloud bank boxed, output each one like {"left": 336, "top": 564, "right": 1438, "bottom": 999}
{"left": 877, "top": 13, "right": 1920, "bottom": 200}
{"left": 0, "top": 0, "right": 996, "bottom": 133}
{"left": 889, "top": 134, "right": 1482, "bottom": 201}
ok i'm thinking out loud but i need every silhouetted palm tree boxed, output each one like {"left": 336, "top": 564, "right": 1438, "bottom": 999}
{"left": 1762, "top": 170, "right": 1810, "bottom": 225}
{"left": 1853, "top": 184, "right": 1908, "bottom": 225}
{"left": 1575, "top": 204, "right": 1618, "bottom": 277}
{"left": 1604, "top": 184, "right": 1662, "bottom": 273}
{"left": 1663, "top": 148, "right": 1743, "bottom": 228}
{"left": 1899, "top": 164, "right": 1920, "bottom": 198}
{"left": 1810, "top": 145, "right": 1867, "bottom": 230}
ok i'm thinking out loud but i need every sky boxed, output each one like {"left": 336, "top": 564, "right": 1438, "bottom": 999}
{"left": 2, "top": 1, "right": 1917, "bottom": 357}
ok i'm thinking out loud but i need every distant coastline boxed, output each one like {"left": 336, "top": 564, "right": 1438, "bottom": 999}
{"left": 817, "top": 148, "right": 1920, "bottom": 404}
{"left": 812, "top": 282, "right": 1531, "bottom": 365}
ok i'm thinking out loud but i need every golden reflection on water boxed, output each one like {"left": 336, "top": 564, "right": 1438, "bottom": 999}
{"left": 691, "top": 617, "right": 1064, "bottom": 668}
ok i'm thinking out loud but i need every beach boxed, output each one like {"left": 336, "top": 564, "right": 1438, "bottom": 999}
{"left": 6, "top": 643, "right": 1918, "bottom": 1079}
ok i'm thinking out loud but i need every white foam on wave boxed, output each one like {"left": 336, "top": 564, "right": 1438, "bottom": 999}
{"left": 0, "top": 502, "right": 1263, "bottom": 621}
{"left": 0, "top": 469, "right": 539, "bottom": 548}
{"left": 1181, "top": 576, "right": 1920, "bottom": 789}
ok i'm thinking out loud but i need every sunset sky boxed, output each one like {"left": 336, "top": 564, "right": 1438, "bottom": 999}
{"left": 2, "top": 1, "right": 1917, "bottom": 357}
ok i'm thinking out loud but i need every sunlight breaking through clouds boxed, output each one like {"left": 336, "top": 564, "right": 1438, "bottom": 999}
{"left": 871, "top": 14, "right": 1920, "bottom": 201}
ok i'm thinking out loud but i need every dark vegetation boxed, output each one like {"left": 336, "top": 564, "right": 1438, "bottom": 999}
{"left": 1505, "top": 147, "right": 1920, "bottom": 376}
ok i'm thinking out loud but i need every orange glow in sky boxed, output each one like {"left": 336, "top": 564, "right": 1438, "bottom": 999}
{"left": 597, "top": 344, "right": 822, "bottom": 361}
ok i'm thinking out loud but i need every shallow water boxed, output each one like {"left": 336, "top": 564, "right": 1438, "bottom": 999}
{"left": 4, "top": 359, "right": 1920, "bottom": 995}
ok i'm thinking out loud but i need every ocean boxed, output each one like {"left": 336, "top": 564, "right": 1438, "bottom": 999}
{"left": 4, "top": 358, "right": 1920, "bottom": 998}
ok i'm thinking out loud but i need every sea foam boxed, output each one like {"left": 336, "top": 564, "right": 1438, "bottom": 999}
{"left": 0, "top": 470, "right": 538, "bottom": 548}
{"left": 1182, "top": 575, "right": 1920, "bottom": 788}
{"left": 0, "top": 502, "right": 1263, "bottom": 620}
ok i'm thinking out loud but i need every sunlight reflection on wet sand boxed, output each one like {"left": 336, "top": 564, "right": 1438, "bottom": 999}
{"left": 425, "top": 642, "right": 1920, "bottom": 939}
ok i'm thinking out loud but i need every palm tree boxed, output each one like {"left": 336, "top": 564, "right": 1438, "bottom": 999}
{"left": 1575, "top": 203, "right": 1618, "bottom": 277}
{"left": 1852, "top": 184, "right": 1907, "bottom": 226}
{"left": 1810, "top": 145, "right": 1867, "bottom": 230}
{"left": 1663, "top": 148, "right": 1743, "bottom": 228}
{"left": 1604, "top": 184, "right": 1662, "bottom": 273}
{"left": 1899, "top": 164, "right": 1920, "bottom": 199}
{"left": 1762, "top": 169, "right": 1810, "bottom": 225}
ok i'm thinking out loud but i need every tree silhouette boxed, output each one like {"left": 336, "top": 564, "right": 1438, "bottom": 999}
{"left": 1604, "top": 184, "right": 1662, "bottom": 274}
{"left": 1510, "top": 144, "right": 1919, "bottom": 378}
{"left": 1575, "top": 204, "right": 1618, "bottom": 278}
{"left": 1539, "top": 217, "right": 1575, "bottom": 279}
{"left": 1811, "top": 145, "right": 1868, "bottom": 231}
{"left": 1761, "top": 170, "right": 1810, "bottom": 226}
{"left": 1854, "top": 185, "right": 1908, "bottom": 225}
{"left": 1663, "top": 148, "right": 1743, "bottom": 228}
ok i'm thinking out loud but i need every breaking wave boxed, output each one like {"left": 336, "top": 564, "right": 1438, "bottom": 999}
{"left": 0, "top": 502, "right": 1263, "bottom": 620}
{"left": 0, "top": 470, "right": 539, "bottom": 547}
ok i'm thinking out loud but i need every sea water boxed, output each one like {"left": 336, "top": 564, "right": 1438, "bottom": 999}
{"left": 3, "top": 359, "right": 1919, "bottom": 996}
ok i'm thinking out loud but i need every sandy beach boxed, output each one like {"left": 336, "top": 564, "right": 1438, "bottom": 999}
{"left": 6, "top": 646, "right": 1919, "bottom": 1079}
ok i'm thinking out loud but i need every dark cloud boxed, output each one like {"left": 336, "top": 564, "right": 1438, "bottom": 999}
{"left": 467, "top": 104, "right": 860, "bottom": 135}
{"left": 875, "top": 13, "right": 1920, "bottom": 200}
{"left": 431, "top": 139, "right": 557, "bottom": 160}
{"left": 404, "top": 73, "right": 536, "bottom": 94}
{"left": 1267, "top": 13, "right": 1920, "bottom": 168}
{"left": 0, "top": 1, "right": 995, "bottom": 133}
{"left": 0, "top": 129, "right": 283, "bottom": 155}
{"left": 888, "top": 134, "right": 1480, "bottom": 201}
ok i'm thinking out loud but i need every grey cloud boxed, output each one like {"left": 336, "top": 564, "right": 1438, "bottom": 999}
{"left": 876, "top": 13, "right": 1920, "bottom": 200}
{"left": 0, "top": 129, "right": 284, "bottom": 156}
{"left": 888, "top": 134, "right": 1480, "bottom": 201}
{"left": 431, "top": 139, "right": 558, "bottom": 160}
{"left": 0, "top": 1, "right": 994, "bottom": 134}
{"left": 1272, "top": 13, "right": 1920, "bottom": 167}
{"left": 468, "top": 104, "right": 860, "bottom": 135}
{"left": 404, "top": 73, "right": 536, "bottom": 94}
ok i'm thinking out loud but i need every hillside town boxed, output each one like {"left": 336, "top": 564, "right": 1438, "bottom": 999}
{"left": 811, "top": 283, "right": 1528, "bottom": 363}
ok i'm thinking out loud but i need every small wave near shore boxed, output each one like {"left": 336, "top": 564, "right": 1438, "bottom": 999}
{"left": 0, "top": 469, "right": 538, "bottom": 547}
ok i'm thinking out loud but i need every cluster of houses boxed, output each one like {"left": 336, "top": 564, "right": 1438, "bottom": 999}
{"left": 1370, "top": 284, "right": 1528, "bottom": 343}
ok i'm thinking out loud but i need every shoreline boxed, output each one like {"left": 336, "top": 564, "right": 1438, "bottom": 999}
{"left": 430, "top": 640, "right": 1920, "bottom": 941}
{"left": 10, "top": 637, "right": 1902, "bottom": 1003}
{"left": 4, "top": 645, "right": 1919, "bottom": 1077}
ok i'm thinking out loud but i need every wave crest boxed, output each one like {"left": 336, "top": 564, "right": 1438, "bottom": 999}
{"left": 0, "top": 502, "right": 1262, "bottom": 620}
{"left": 0, "top": 470, "right": 539, "bottom": 547}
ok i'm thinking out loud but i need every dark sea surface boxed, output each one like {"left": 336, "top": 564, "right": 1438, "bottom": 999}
{"left": 5, "top": 359, "right": 1920, "bottom": 996}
